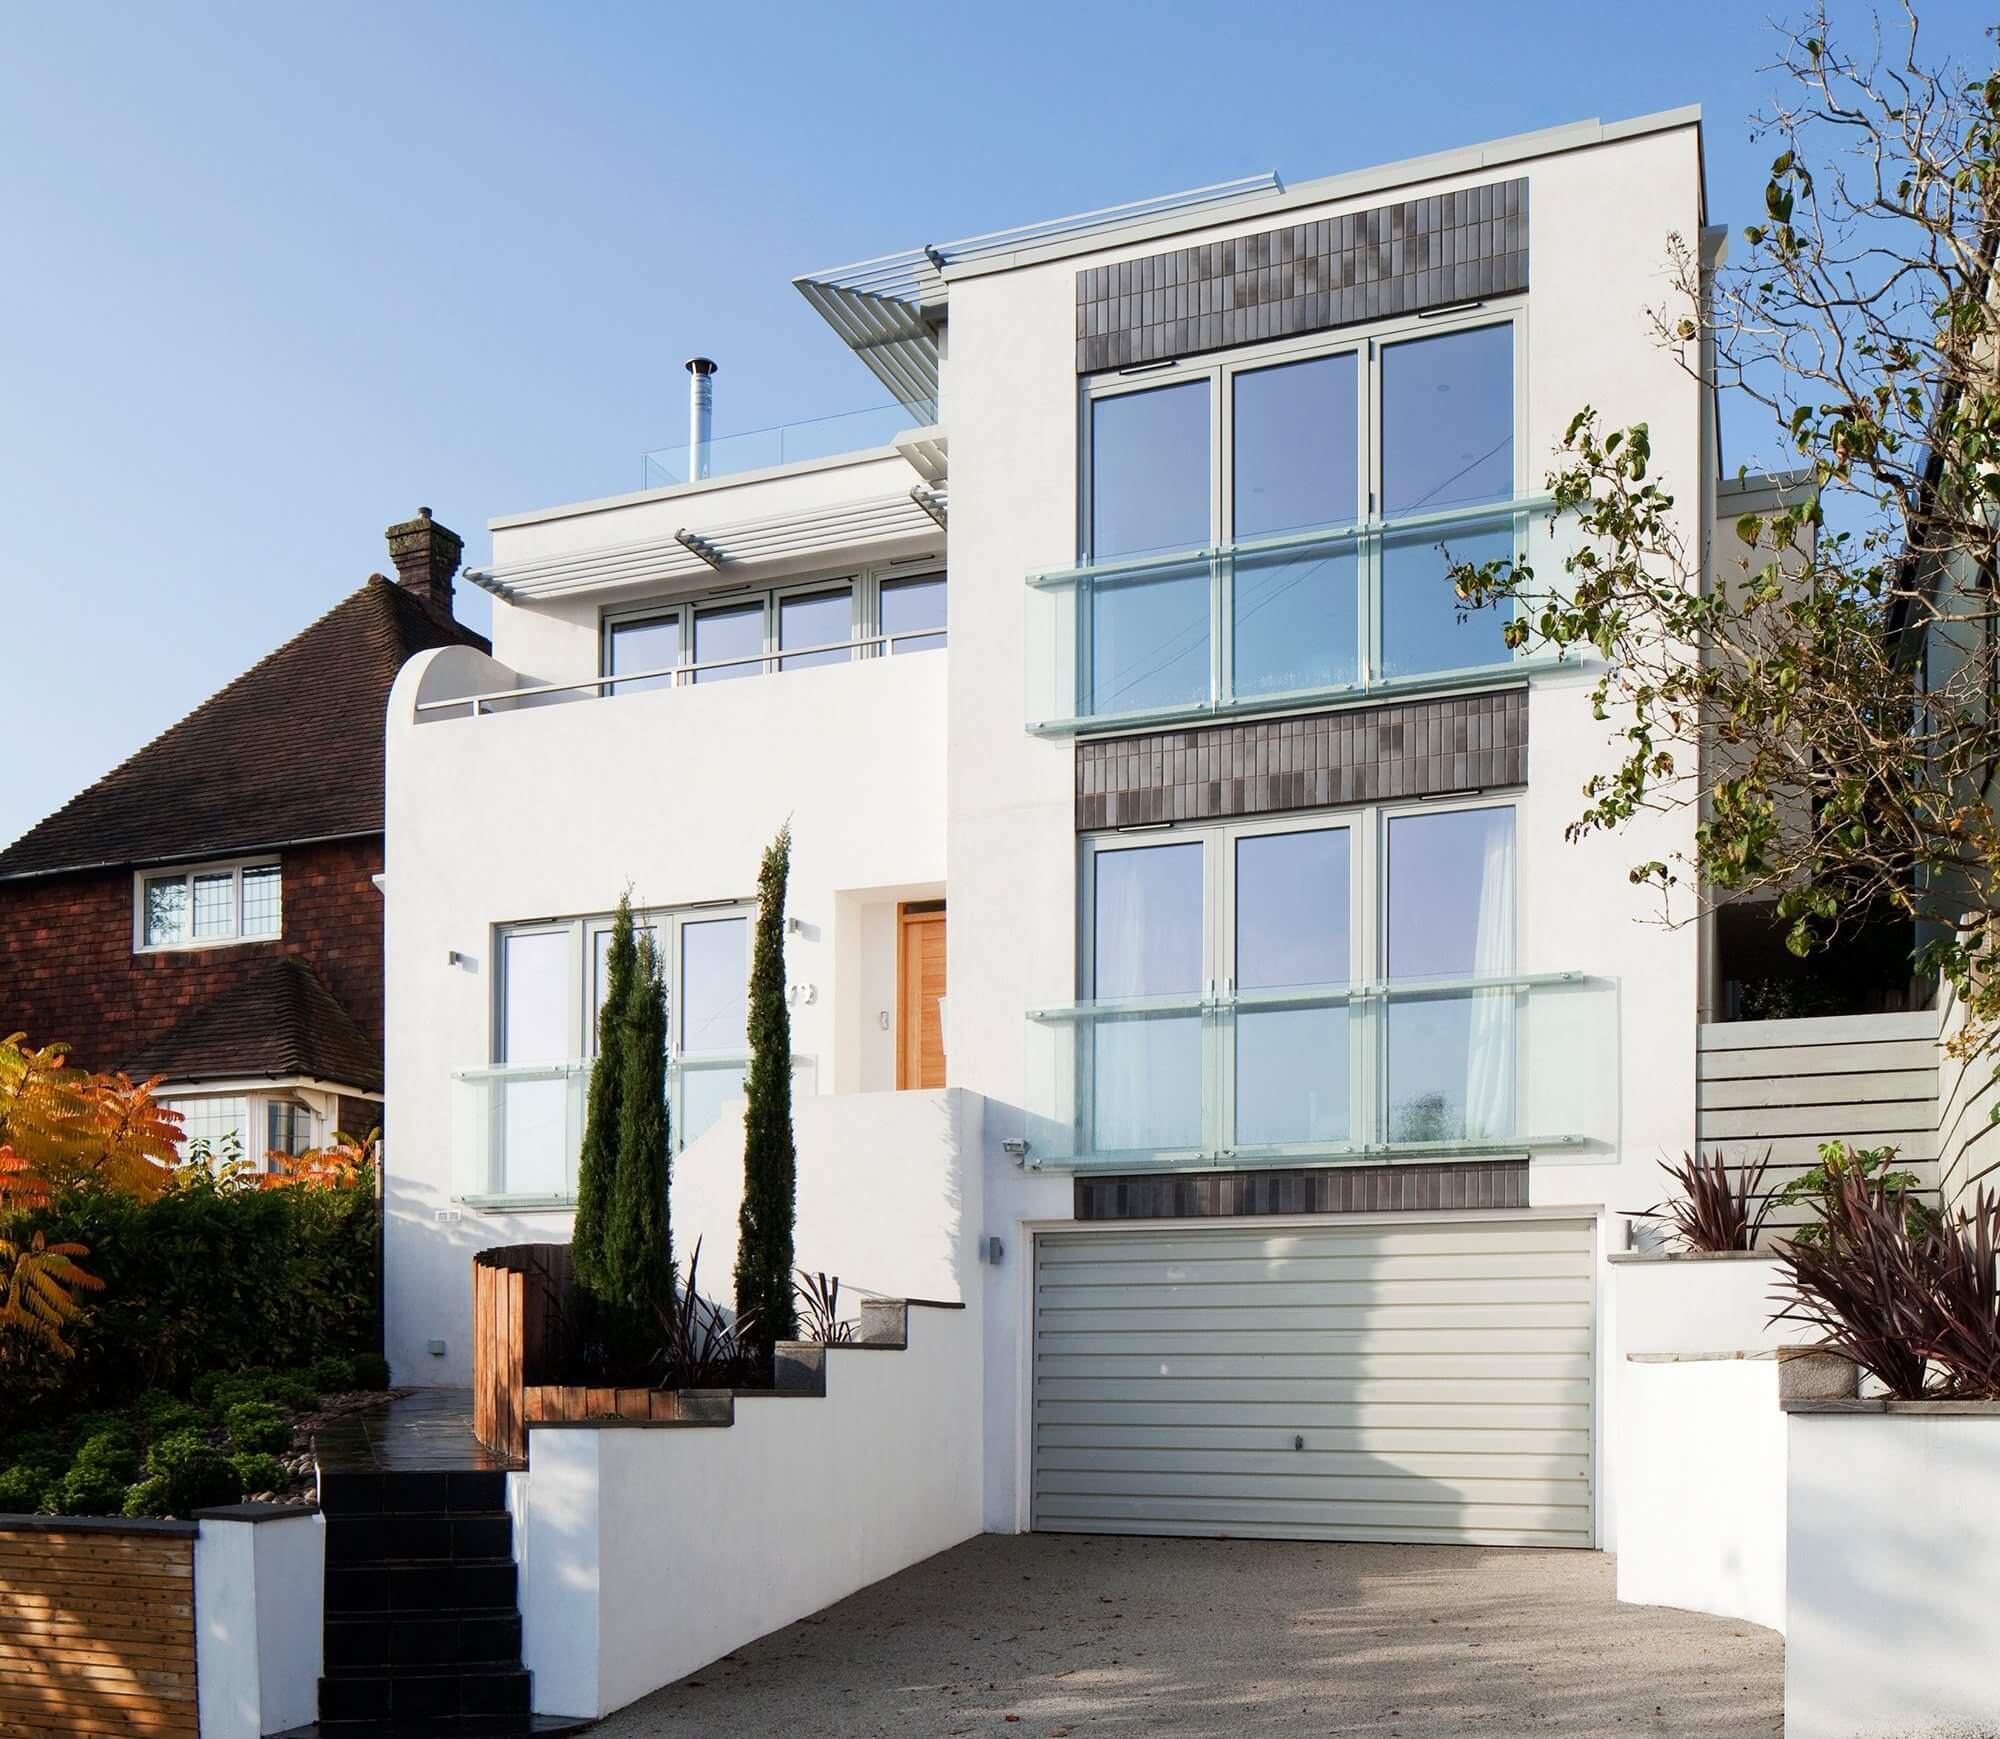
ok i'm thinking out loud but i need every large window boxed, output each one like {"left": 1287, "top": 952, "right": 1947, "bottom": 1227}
{"left": 497, "top": 902, "right": 754, "bottom": 1154}
{"left": 1071, "top": 313, "right": 1520, "bottom": 722}
{"left": 1078, "top": 799, "right": 1514, "bottom": 1158}
{"left": 602, "top": 569, "right": 945, "bottom": 690}
{"left": 136, "top": 860, "right": 281, "bottom": 951}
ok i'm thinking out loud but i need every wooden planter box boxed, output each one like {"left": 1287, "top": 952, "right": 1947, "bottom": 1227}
{"left": 474, "top": 1244, "right": 696, "bottom": 1458}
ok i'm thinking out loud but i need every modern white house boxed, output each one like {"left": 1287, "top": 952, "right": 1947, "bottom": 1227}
{"left": 377, "top": 101, "right": 1959, "bottom": 1597}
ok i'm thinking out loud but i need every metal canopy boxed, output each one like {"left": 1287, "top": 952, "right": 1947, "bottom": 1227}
{"left": 794, "top": 173, "right": 1282, "bottom": 411}
{"left": 465, "top": 488, "right": 946, "bottom": 603}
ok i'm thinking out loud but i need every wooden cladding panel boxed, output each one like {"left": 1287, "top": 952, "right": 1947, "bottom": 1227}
{"left": 0, "top": 1526, "right": 197, "bottom": 1738}
{"left": 472, "top": 1243, "right": 573, "bottom": 1460}
{"left": 1697, "top": 1010, "right": 1940, "bottom": 1235}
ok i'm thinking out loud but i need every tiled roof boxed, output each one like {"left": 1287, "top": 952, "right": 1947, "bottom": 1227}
{"left": 0, "top": 578, "right": 487, "bottom": 880}
{"left": 123, "top": 955, "right": 384, "bottom": 1093}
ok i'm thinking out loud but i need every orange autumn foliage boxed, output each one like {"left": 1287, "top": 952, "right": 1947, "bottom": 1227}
{"left": 0, "top": 1033, "right": 180, "bottom": 1200}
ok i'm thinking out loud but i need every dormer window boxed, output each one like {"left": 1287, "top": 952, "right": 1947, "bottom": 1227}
{"left": 136, "top": 859, "right": 282, "bottom": 951}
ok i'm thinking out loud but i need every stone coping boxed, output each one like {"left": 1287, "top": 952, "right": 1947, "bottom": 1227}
{"left": 1784, "top": 1397, "right": 2000, "bottom": 1416}
{"left": 1627, "top": 1349, "right": 1780, "bottom": 1364}
{"left": 191, "top": 1502, "right": 320, "bottom": 1524}
{"left": 0, "top": 1512, "right": 198, "bottom": 1537}
{"left": 1607, "top": 1249, "right": 1780, "bottom": 1265}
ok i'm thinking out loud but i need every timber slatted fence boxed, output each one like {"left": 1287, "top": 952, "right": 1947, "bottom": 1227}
{"left": 1698, "top": 1009, "right": 1940, "bottom": 1235}
{"left": 0, "top": 1518, "right": 198, "bottom": 1738}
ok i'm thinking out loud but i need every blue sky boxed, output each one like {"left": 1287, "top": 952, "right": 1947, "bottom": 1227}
{"left": 1, "top": 2, "right": 1987, "bottom": 849}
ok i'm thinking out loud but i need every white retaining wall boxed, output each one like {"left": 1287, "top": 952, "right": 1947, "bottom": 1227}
{"left": 192, "top": 1508, "right": 324, "bottom": 1739}
{"left": 1786, "top": 1409, "right": 2000, "bottom": 1739}
{"left": 511, "top": 1300, "right": 982, "bottom": 1720}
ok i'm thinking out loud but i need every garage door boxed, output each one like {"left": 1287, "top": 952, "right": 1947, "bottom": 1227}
{"left": 1032, "top": 1219, "right": 1594, "bottom": 1547}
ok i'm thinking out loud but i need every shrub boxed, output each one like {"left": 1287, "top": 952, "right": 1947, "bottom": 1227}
{"left": 121, "top": 1476, "right": 168, "bottom": 1518}
{"left": 0, "top": 1464, "right": 43, "bottom": 1511}
{"left": 349, "top": 1352, "right": 390, "bottom": 1391}
{"left": 71, "top": 1426, "right": 140, "bottom": 1482}
{"left": 58, "top": 1463, "right": 128, "bottom": 1516}
{"left": 206, "top": 1368, "right": 316, "bottom": 1416}
{"left": 132, "top": 1391, "right": 204, "bottom": 1440}
{"left": 147, "top": 1429, "right": 241, "bottom": 1513}
{"left": 309, "top": 1354, "right": 355, "bottom": 1394}
{"left": 223, "top": 1401, "right": 293, "bottom": 1455}
{"left": 1772, "top": 1141, "right": 1933, "bottom": 1246}
{"left": 736, "top": 823, "right": 797, "bottom": 1355}
{"left": 228, "top": 1451, "right": 284, "bottom": 1495}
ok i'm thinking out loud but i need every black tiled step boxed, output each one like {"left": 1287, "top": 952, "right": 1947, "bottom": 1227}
{"left": 325, "top": 1609, "right": 522, "bottom": 1672}
{"left": 319, "top": 1666, "right": 532, "bottom": 1725}
{"left": 325, "top": 1511, "right": 514, "bottom": 1565}
{"left": 320, "top": 1469, "right": 510, "bottom": 1517}
{"left": 326, "top": 1558, "right": 517, "bottom": 1615}
{"left": 286, "top": 1715, "right": 590, "bottom": 1738}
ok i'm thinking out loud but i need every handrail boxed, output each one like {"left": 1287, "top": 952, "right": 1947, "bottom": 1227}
{"left": 1024, "top": 492, "right": 1558, "bottom": 591}
{"left": 416, "top": 628, "right": 945, "bottom": 716}
{"left": 1026, "top": 969, "right": 1591, "bottom": 1023}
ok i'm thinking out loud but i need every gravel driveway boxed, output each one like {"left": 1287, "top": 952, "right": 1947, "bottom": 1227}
{"left": 590, "top": 1533, "right": 1782, "bottom": 1737}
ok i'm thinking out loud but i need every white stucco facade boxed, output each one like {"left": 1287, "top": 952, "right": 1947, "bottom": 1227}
{"left": 384, "top": 108, "right": 1723, "bottom": 1555}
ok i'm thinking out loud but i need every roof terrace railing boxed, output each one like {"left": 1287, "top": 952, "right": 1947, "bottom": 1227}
{"left": 641, "top": 399, "right": 939, "bottom": 491}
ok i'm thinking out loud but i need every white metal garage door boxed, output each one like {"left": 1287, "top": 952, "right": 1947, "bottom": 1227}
{"left": 1033, "top": 1218, "right": 1595, "bottom": 1547}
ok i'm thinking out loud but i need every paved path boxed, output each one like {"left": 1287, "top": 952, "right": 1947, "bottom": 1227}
{"left": 590, "top": 1533, "right": 1782, "bottom": 1737}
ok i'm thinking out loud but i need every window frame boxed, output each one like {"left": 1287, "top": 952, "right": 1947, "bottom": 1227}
{"left": 1077, "top": 795, "right": 1518, "bottom": 1159}
{"left": 133, "top": 856, "right": 283, "bottom": 954}
{"left": 599, "top": 562, "right": 946, "bottom": 691}
{"left": 1075, "top": 303, "right": 1527, "bottom": 719}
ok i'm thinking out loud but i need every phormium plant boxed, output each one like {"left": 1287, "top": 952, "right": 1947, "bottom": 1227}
{"left": 1632, "top": 1149, "right": 1775, "bottom": 1253}
{"left": 794, "top": 1271, "right": 853, "bottom": 1346}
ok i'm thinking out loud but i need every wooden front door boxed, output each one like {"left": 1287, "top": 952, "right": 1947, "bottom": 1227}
{"left": 897, "top": 902, "right": 947, "bottom": 1089}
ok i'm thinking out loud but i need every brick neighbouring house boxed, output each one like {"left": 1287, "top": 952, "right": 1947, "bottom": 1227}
{"left": 0, "top": 510, "right": 487, "bottom": 1163}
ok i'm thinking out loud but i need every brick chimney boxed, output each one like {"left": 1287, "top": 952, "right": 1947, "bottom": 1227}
{"left": 385, "top": 507, "right": 463, "bottom": 617}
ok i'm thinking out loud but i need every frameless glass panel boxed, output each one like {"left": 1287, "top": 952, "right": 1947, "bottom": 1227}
{"left": 1234, "top": 829, "right": 1351, "bottom": 1148}
{"left": 1089, "top": 561, "right": 1210, "bottom": 718}
{"left": 607, "top": 613, "right": 680, "bottom": 694}
{"left": 1089, "top": 380, "right": 1211, "bottom": 559}
{"left": 1232, "top": 542, "right": 1357, "bottom": 698}
{"left": 1091, "top": 842, "right": 1203, "bottom": 1153}
{"left": 143, "top": 876, "right": 187, "bottom": 946}
{"left": 499, "top": 931, "right": 571, "bottom": 1064}
{"left": 679, "top": 916, "right": 748, "bottom": 1055}
{"left": 1380, "top": 324, "right": 1514, "bottom": 517}
{"left": 880, "top": 573, "right": 947, "bottom": 653}
{"left": 779, "top": 587, "right": 853, "bottom": 671}
{"left": 693, "top": 602, "right": 764, "bottom": 683}
{"left": 191, "top": 873, "right": 234, "bottom": 939}
{"left": 1380, "top": 516, "right": 1514, "bottom": 679}
{"left": 240, "top": 865, "right": 281, "bottom": 937}
{"left": 1232, "top": 353, "right": 1358, "bottom": 537}
{"left": 1385, "top": 808, "right": 1517, "bottom": 1145}
{"left": 590, "top": 923, "right": 660, "bottom": 1056}
{"left": 678, "top": 1058, "right": 745, "bottom": 1151}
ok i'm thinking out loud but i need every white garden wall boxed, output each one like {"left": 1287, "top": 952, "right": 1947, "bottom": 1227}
{"left": 192, "top": 1507, "right": 324, "bottom": 1739}
{"left": 511, "top": 1301, "right": 981, "bottom": 1719}
{"left": 1615, "top": 1356, "right": 1785, "bottom": 1633}
{"left": 1786, "top": 1408, "right": 2000, "bottom": 1739}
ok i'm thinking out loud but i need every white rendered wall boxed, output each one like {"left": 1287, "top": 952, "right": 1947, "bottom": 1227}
{"left": 193, "top": 1511, "right": 325, "bottom": 1739}
{"left": 942, "top": 120, "right": 1709, "bottom": 1540}
{"left": 672, "top": 1086, "right": 982, "bottom": 1307}
{"left": 1786, "top": 1412, "right": 2000, "bottom": 1739}
{"left": 1616, "top": 1357, "right": 1785, "bottom": 1633}
{"left": 382, "top": 641, "right": 947, "bottom": 1383}
{"left": 514, "top": 1303, "right": 982, "bottom": 1719}
{"left": 1608, "top": 1253, "right": 1789, "bottom": 1357}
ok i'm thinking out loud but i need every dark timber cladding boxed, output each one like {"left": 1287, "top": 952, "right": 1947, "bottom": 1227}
{"left": 1075, "top": 179, "right": 1528, "bottom": 372}
{"left": 1075, "top": 1160, "right": 1530, "bottom": 1221}
{"left": 1075, "top": 688, "right": 1527, "bottom": 831}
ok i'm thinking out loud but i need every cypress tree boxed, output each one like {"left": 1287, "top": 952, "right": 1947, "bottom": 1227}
{"left": 735, "top": 823, "right": 797, "bottom": 1353}
{"left": 570, "top": 893, "right": 635, "bottom": 1299}
{"left": 602, "top": 932, "right": 673, "bottom": 1315}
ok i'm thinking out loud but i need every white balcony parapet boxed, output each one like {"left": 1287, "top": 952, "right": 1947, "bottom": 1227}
{"left": 1022, "top": 969, "right": 1617, "bottom": 1171}
{"left": 415, "top": 628, "right": 947, "bottom": 720}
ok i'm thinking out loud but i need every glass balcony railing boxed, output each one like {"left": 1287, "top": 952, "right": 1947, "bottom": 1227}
{"left": 641, "top": 400, "right": 940, "bottom": 491}
{"left": 1025, "top": 495, "right": 1564, "bottom": 734}
{"left": 1021, "top": 971, "right": 1616, "bottom": 1172}
{"left": 449, "top": 1054, "right": 756, "bottom": 1207}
